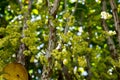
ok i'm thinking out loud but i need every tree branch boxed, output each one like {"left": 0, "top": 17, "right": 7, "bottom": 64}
{"left": 102, "top": 0, "right": 118, "bottom": 60}
{"left": 41, "top": 0, "right": 61, "bottom": 80}
{"left": 109, "top": 0, "right": 120, "bottom": 79}
{"left": 17, "top": 0, "right": 32, "bottom": 65}
{"left": 109, "top": 0, "right": 120, "bottom": 47}
{"left": 16, "top": 0, "right": 23, "bottom": 10}
{"left": 64, "top": 0, "right": 78, "bottom": 34}
{"left": 50, "top": 0, "right": 61, "bottom": 17}
{"left": 86, "top": 55, "right": 92, "bottom": 80}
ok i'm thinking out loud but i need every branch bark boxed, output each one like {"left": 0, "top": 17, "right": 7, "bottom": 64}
{"left": 50, "top": 0, "right": 61, "bottom": 17}
{"left": 109, "top": 0, "right": 120, "bottom": 47}
{"left": 109, "top": 0, "right": 120, "bottom": 79}
{"left": 17, "top": 0, "right": 32, "bottom": 65}
{"left": 41, "top": 0, "right": 61, "bottom": 80}
{"left": 64, "top": 0, "right": 78, "bottom": 34}
{"left": 102, "top": 0, "right": 117, "bottom": 60}
{"left": 86, "top": 55, "right": 91, "bottom": 80}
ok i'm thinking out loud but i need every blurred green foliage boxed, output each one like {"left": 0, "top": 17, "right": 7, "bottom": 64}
{"left": 0, "top": 0, "right": 120, "bottom": 80}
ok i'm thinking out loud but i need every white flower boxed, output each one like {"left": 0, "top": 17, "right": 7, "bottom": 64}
{"left": 108, "top": 30, "right": 116, "bottom": 35}
{"left": 81, "top": 71, "right": 88, "bottom": 76}
{"left": 56, "top": 43, "right": 61, "bottom": 50}
{"left": 95, "top": 0, "right": 101, "bottom": 3}
{"left": 73, "top": 66, "right": 77, "bottom": 74}
{"left": 101, "top": 11, "right": 107, "bottom": 19}
{"left": 78, "top": 67, "right": 88, "bottom": 76}
{"left": 70, "top": 0, "right": 76, "bottom": 3}
{"left": 101, "top": 11, "right": 112, "bottom": 19}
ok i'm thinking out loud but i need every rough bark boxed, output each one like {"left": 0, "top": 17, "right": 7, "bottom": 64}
{"left": 109, "top": 0, "right": 120, "bottom": 79}
{"left": 85, "top": 54, "right": 91, "bottom": 80}
{"left": 109, "top": 0, "right": 120, "bottom": 47}
{"left": 16, "top": 0, "right": 32, "bottom": 65}
{"left": 15, "top": 0, "right": 33, "bottom": 80}
{"left": 102, "top": 0, "right": 117, "bottom": 60}
{"left": 41, "top": 0, "right": 60, "bottom": 80}
{"left": 86, "top": 28, "right": 92, "bottom": 80}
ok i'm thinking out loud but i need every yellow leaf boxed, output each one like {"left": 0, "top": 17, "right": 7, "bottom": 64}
{"left": 2, "top": 62, "right": 28, "bottom": 80}
{"left": 32, "top": 9, "right": 39, "bottom": 15}
{"left": 63, "top": 12, "right": 70, "bottom": 19}
{"left": 30, "top": 56, "right": 34, "bottom": 63}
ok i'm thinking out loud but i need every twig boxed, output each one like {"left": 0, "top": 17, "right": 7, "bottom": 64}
{"left": 16, "top": 0, "right": 23, "bottom": 10}
{"left": 64, "top": 0, "right": 78, "bottom": 34}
